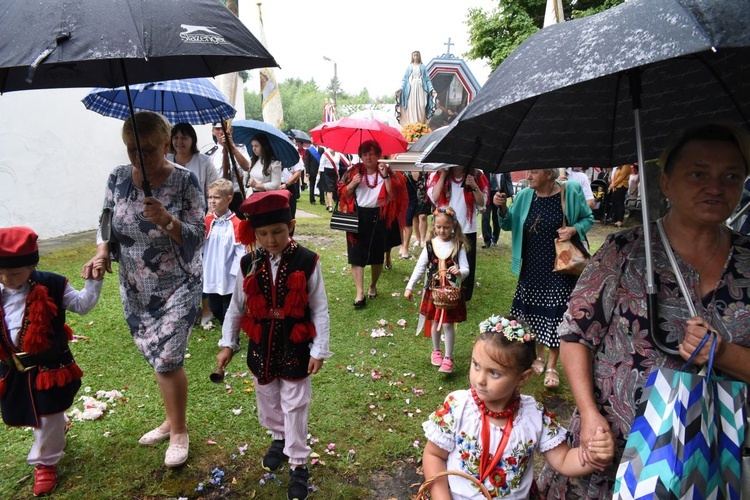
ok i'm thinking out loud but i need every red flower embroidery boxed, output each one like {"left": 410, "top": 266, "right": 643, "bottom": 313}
{"left": 488, "top": 467, "right": 507, "bottom": 488}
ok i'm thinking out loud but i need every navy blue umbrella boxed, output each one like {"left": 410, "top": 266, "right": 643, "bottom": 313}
{"left": 82, "top": 78, "right": 236, "bottom": 125}
{"left": 232, "top": 120, "right": 299, "bottom": 168}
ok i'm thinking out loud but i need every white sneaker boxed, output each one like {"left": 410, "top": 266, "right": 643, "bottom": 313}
{"left": 412, "top": 240, "right": 421, "bottom": 249}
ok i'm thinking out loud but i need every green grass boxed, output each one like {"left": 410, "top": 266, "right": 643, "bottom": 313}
{"left": 0, "top": 202, "right": 619, "bottom": 499}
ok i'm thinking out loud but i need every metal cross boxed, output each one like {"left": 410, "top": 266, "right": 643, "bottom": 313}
{"left": 443, "top": 38, "right": 454, "bottom": 56}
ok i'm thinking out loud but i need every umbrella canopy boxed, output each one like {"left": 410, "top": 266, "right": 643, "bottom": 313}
{"left": 287, "top": 129, "right": 312, "bottom": 144}
{"left": 409, "top": 126, "right": 450, "bottom": 154}
{"left": 423, "top": 0, "right": 750, "bottom": 173}
{"left": 231, "top": 119, "right": 299, "bottom": 168}
{"left": 310, "top": 117, "right": 408, "bottom": 156}
{"left": 347, "top": 109, "right": 402, "bottom": 130}
{"left": 82, "top": 78, "right": 236, "bottom": 125}
{"left": 0, "top": 0, "right": 278, "bottom": 197}
{"left": 0, "top": 0, "right": 278, "bottom": 92}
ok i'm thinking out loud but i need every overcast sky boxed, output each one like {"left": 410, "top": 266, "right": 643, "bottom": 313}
{"left": 238, "top": 0, "right": 498, "bottom": 99}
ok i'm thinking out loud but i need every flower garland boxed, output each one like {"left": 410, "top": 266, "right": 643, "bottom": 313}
{"left": 478, "top": 315, "right": 533, "bottom": 343}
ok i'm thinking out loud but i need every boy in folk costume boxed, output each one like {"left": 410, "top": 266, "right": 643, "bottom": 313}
{"left": 0, "top": 227, "right": 103, "bottom": 496}
{"left": 216, "top": 191, "right": 331, "bottom": 500}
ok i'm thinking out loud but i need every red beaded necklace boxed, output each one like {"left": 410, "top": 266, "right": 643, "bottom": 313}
{"left": 362, "top": 166, "right": 380, "bottom": 189}
{"left": 471, "top": 387, "right": 520, "bottom": 419}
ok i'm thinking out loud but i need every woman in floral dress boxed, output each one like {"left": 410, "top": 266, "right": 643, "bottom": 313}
{"left": 538, "top": 123, "right": 750, "bottom": 498}
{"left": 83, "top": 111, "right": 204, "bottom": 468}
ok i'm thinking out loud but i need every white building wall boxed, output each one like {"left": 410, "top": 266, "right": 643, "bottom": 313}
{"left": 1, "top": 88, "right": 125, "bottom": 238}
{"left": 0, "top": 83, "right": 244, "bottom": 239}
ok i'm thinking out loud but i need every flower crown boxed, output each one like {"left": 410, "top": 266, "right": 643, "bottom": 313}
{"left": 432, "top": 206, "right": 457, "bottom": 221}
{"left": 478, "top": 315, "right": 534, "bottom": 343}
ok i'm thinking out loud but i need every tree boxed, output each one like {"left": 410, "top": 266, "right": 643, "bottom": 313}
{"left": 466, "top": 0, "right": 625, "bottom": 71}
{"left": 244, "top": 78, "right": 390, "bottom": 132}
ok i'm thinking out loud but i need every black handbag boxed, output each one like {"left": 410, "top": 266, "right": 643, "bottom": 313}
{"left": 329, "top": 203, "right": 359, "bottom": 233}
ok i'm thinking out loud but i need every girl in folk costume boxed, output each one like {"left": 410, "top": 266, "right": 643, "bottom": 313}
{"left": 421, "top": 316, "right": 614, "bottom": 500}
{"left": 216, "top": 191, "right": 331, "bottom": 500}
{"left": 338, "top": 140, "right": 407, "bottom": 308}
{"left": 427, "top": 166, "right": 489, "bottom": 301}
{"left": 0, "top": 227, "right": 103, "bottom": 496}
{"left": 404, "top": 207, "right": 469, "bottom": 374}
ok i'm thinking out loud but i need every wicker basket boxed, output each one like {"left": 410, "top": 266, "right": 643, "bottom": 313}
{"left": 414, "top": 470, "right": 492, "bottom": 499}
{"left": 431, "top": 270, "right": 461, "bottom": 310}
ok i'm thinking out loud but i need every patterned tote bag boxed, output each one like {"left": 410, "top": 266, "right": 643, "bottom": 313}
{"left": 613, "top": 220, "right": 747, "bottom": 499}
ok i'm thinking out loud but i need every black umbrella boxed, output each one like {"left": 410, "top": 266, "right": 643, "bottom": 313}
{"left": 287, "top": 129, "right": 312, "bottom": 144}
{"left": 424, "top": 0, "right": 750, "bottom": 352}
{"left": 0, "top": 0, "right": 278, "bottom": 195}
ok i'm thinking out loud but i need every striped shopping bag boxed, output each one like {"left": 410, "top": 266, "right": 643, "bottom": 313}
{"left": 614, "top": 333, "right": 747, "bottom": 500}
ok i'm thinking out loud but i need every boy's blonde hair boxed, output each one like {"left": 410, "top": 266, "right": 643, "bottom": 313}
{"left": 427, "top": 205, "right": 470, "bottom": 256}
{"left": 207, "top": 178, "right": 234, "bottom": 197}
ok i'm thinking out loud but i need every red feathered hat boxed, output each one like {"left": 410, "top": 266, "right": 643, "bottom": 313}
{"left": 0, "top": 226, "right": 40, "bottom": 269}
{"left": 237, "top": 191, "right": 293, "bottom": 246}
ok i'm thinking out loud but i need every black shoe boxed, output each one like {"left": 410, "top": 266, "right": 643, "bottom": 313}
{"left": 481, "top": 243, "right": 491, "bottom": 249}
{"left": 353, "top": 298, "right": 366, "bottom": 309}
{"left": 262, "top": 439, "right": 288, "bottom": 472}
{"left": 287, "top": 465, "right": 310, "bottom": 500}
{"left": 310, "top": 200, "right": 317, "bottom": 205}
{"left": 491, "top": 241, "right": 498, "bottom": 246}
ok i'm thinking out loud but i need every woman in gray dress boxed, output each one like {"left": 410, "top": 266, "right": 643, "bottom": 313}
{"left": 82, "top": 111, "right": 204, "bottom": 468}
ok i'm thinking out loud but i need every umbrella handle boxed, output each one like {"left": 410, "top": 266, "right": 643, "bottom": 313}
{"left": 121, "top": 63, "right": 152, "bottom": 197}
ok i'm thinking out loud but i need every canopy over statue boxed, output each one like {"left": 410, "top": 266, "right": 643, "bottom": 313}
{"left": 395, "top": 51, "right": 438, "bottom": 126}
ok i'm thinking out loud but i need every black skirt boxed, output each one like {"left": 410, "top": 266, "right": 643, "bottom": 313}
{"left": 347, "top": 206, "right": 389, "bottom": 266}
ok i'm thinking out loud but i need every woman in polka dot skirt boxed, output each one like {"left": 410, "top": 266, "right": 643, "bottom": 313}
{"left": 493, "top": 169, "right": 594, "bottom": 388}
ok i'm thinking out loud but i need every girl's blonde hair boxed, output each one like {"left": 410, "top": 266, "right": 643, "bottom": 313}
{"left": 428, "top": 206, "right": 470, "bottom": 257}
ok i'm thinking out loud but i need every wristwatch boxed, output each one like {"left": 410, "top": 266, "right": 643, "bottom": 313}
{"left": 164, "top": 216, "right": 176, "bottom": 231}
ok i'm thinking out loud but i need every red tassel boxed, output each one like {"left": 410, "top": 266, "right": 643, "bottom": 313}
{"left": 248, "top": 292, "right": 267, "bottom": 319}
{"left": 241, "top": 316, "right": 263, "bottom": 344}
{"left": 290, "top": 322, "right": 317, "bottom": 343}
{"left": 21, "top": 284, "right": 57, "bottom": 354}
{"left": 238, "top": 219, "right": 256, "bottom": 246}
{"left": 64, "top": 324, "right": 74, "bottom": 341}
{"left": 0, "top": 378, "right": 5, "bottom": 398}
{"left": 35, "top": 363, "right": 83, "bottom": 391}
{"left": 284, "top": 271, "right": 308, "bottom": 318}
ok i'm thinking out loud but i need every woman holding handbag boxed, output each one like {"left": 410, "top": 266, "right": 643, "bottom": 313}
{"left": 538, "top": 123, "right": 750, "bottom": 499}
{"left": 493, "top": 169, "right": 593, "bottom": 388}
{"left": 337, "top": 140, "right": 407, "bottom": 308}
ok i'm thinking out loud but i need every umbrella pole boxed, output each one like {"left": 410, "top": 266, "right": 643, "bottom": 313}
{"left": 120, "top": 61, "right": 152, "bottom": 197}
{"left": 220, "top": 121, "right": 246, "bottom": 200}
{"left": 631, "top": 73, "right": 677, "bottom": 355}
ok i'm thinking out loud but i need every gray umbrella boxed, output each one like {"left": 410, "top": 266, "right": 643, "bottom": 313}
{"left": 424, "top": 0, "right": 750, "bottom": 352}
{"left": 0, "top": 0, "right": 278, "bottom": 195}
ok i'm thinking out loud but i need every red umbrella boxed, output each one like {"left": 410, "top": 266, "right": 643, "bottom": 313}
{"left": 310, "top": 117, "right": 408, "bottom": 156}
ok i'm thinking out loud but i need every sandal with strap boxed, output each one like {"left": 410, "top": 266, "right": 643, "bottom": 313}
{"left": 544, "top": 368, "right": 560, "bottom": 388}
{"left": 532, "top": 357, "right": 545, "bottom": 375}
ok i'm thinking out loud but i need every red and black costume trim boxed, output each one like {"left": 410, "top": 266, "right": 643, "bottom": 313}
{"left": 420, "top": 240, "right": 467, "bottom": 326}
{"left": 239, "top": 240, "right": 319, "bottom": 384}
{"left": 428, "top": 168, "right": 490, "bottom": 224}
{"left": 0, "top": 271, "right": 82, "bottom": 427}
{"left": 337, "top": 163, "right": 408, "bottom": 245}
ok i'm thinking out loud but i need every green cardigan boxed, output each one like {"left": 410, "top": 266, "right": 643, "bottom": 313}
{"left": 499, "top": 180, "right": 594, "bottom": 275}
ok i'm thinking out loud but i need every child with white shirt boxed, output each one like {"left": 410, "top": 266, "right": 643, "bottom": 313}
{"left": 0, "top": 226, "right": 103, "bottom": 496}
{"left": 203, "top": 179, "right": 246, "bottom": 323}
{"left": 404, "top": 206, "right": 470, "bottom": 374}
{"left": 216, "top": 190, "right": 331, "bottom": 500}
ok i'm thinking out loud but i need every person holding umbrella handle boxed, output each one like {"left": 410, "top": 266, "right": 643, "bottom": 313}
{"left": 538, "top": 123, "right": 750, "bottom": 497}
{"left": 83, "top": 111, "right": 205, "bottom": 469}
